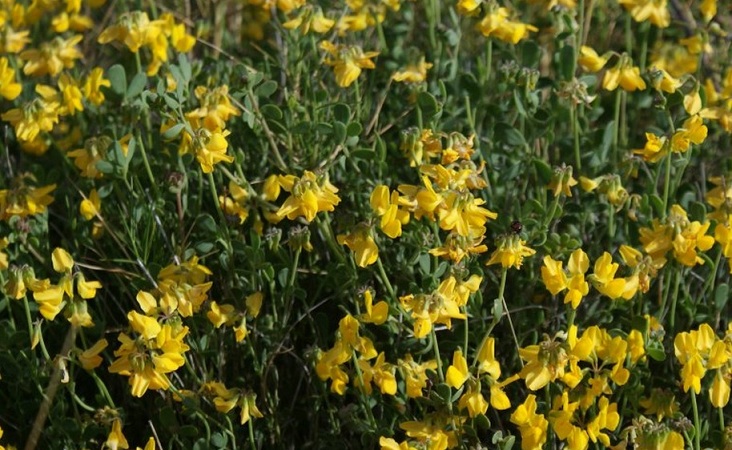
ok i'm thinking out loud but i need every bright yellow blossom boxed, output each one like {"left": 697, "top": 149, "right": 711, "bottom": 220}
{"left": 275, "top": 170, "right": 340, "bottom": 222}
{"left": 320, "top": 41, "right": 378, "bottom": 88}
{"left": 478, "top": 7, "right": 538, "bottom": 44}
{"left": 486, "top": 234, "right": 535, "bottom": 269}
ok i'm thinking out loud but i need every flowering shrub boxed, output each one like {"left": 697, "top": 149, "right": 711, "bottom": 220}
{"left": 0, "top": 0, "right": 731, "bottom": 449}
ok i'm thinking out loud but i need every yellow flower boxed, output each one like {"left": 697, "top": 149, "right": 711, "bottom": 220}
{"left": 58, "top": 73, "right": 84, "bottom": 115}
{"left": 547, "top": 165, "right": 578, "bottom": 197}
{"left": 77, "top": 275, "right": 102, "bottom": 299}
{"left": 79, "top": 339, "right": 109, "bottom": 370}
{"left": 399, "top": 277, "right": 467, "bottom": 338}
{"left": 104, "top": 419, "right": 129, "bottom": 450}
{"left": 315, "top": 340, "right": 351, "bottom": 395}
{"left": 370, "top": 185, "right": 410, "bottom": 238}
{"left": 357, "top": 352, "right": 397, "bottom": 395}
{"left": 700, "top": 0, "right": 717, "bottom": 21}
{"left": 672, "top": 220, "right": 714, "bottom": 267}
{"left": 457, "top": 0, "right": 483, "bottom": 16}
{"left": 392, "top": 57, "right": 433, "bottom": 84}
{"left": 206, "top": 301, "right": 237, "bottom": 328}
{"left": 458, "top": 387, "right": 489, "bottom": 418}
{"left": 618, "top": 0, "right": 670, "bottom": 28}
{"left": 603, "top": 61, "right": 646, "bottom": 92}
{"left": 542, "top": 249, "right": 589, "bottom": 309}
{"left": 633, "top": 132, "right": 667, "bottom": 163}
{"left": 186, "top": 85, "right": 240, "bottom": 131}
{"left": 478, "top": 7, "right": 538, "bottom": 44}
{"left": 0, "top": 178, "right": 56, "bottom": 221}
{"left": 0, "top": 57, "right": 21, "bottom": 100}
{"left": 338, "top": 226, "right": 379, "bottom": 267}
{"left": 650, "top": 67, "right": 681, "bottom": 93}
{"left": 359, "top": 290, "right": 388, "bottom": 325}
{"left": 98, "top": 11, "right": 163, "bottom": 53}
{"left": 674, "top": 323, "right": 718, "bottom": 393}
{"left": 670, "top": 115, "right": 707, "bottom": 153}
{"left": 195, "top": 128, "right": 233, "bottom": 173}
{"left": 588, "top": 252, "right": 626, "bottom": 299}
{"left": 398, "top": 354, "right": 437, "bottom": 398}
{"left": 83, "top": 67, "right": 111, "bottom": 106}
{"left": 20, "top": 35, "right": 83, "bottom": 77}
{"left": 275, "top": 170, "right": 341, "bottom": 222}
{"left": 80, "top": 189, "right": 101, "bottom": 220}
{"left": 1, "top": 87, "right": 62, "bottom": 143}
{"left": 33, "top": 283, "right": 66, "bottom": 321}
{"left": 446, "top": 349, "right": 469, "bottom": 389}
{"left": 283, "top": 6, "right": 335, "bottom": 34}
{"left": 486, "top": 234, "right": 536, "bottom": 269}
{"left": 246, "top": 292, "right": 263, "bottom": 318}
{"left": 578, "top": 46, "right": 608, "bottom": 72}
{"left": 219, "top": 181, "right": 249, "bottom": 224}
{"left": 320, "top": 41, "right": 379, "bottom": 88}
{"left": 510, "top": 394, "right": 548, "bottom": 450}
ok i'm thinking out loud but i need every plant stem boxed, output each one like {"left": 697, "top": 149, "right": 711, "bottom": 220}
{"left": 498, "top": 268, "right": 523, "bottom": 367}
{"left": 691, "top": 389, "right": 701, "bottom": 450}
{"left": 571, "top": 104, "right": 581, "bottom": 171}
{"left": 376, "top": 257, "right": 396, "bottom": 301}
{"left": 431, "top": 328, "right": 445, "bottom": 382}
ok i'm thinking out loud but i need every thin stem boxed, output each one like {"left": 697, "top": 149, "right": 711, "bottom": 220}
{"left": 351, "top": 350, "right": 378, "bottom": 429}
{"left": 691, "top": 389, "right": 701, "bottom": 450}
{"left": 498, "top": 269, "right": 523, "bottom": 367}
{"left": 483, "top": 39, "right": 493, "bottom": 87}
{"left": 662, "top": 151, "right": 673, "bottom": 218}
{"left": 376, "top": 257, "right": 396, "bottom": 301}
{"left": 571, "top": 104, "right": 581, "bottom": 171}
{"left": 431, "top": 328, "right": 445, "bottom": 382}
{"left": 612, "top": 89, "right": 622, "bottom": 166}
{"left": 668, "top": 265, "right": 682, "bottom": 333}
{"left": 136, "top": 134, "right": 161, "bottom": 199}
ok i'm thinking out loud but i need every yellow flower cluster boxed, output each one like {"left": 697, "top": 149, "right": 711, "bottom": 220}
{"left": 674, "top": 323, "right": 732, "bottom": 408}
{"left": 98, "top": 11, "right": 195, "bottom": 76}
{"left": 639, "top": 204, "right": 714, "bottom": 268}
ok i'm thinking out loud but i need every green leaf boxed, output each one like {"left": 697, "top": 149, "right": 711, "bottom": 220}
{"left": 333, "top": 103, "right": 351, "bottom": 122}
{"left": 715, "top": 283, "right": 729, "bottom": 311}
{"left": 559, "top": 45, "right": 576, "bottom": 81}
{"left": 177, "top": 53, "right": 192, "bottom": 83}
{"left": 492, "top": 298, "right": 503, "bottom": 322}
{"left": 346, "top": 122, "right": 362, "bottom": 137}
{"left": 162, "top": 123, "right": 186, "bottom": 140}
{"left": 417, "top": 91, "right": 441, "bottom": 118}
{"left": 495, "top": 123, "right": 526, "bottom": 147}
{"left": 261, "top": 104, "right": 283, "bottom": 120}
{"left": 126, "top": 72, "right": 147, "bottom": 99}
{"left": 96, "top": 160, "right": 115, "bottom": 174}
{"left": 689, "top": 201, "right": 706, "bottom": 222}
{"left": 649, "top": 195, "right": 664, "bottom": 217}
{"left": 532, "top": 158, "right": 553, "bottom": 184}
{"left": 520, "top": 40, "right": 541, "bottom": 67}
{"left": 211, "top": 431, "right": 229, "bottom": 448}
{"left": 647, "top": 341, "right": 667, "bottom": 361}
{"left": 107, "top": 64, "right": 127, "bottom": 96}
{"left": 333, "top": 121, "right": 347, "bottom": 143}
{"left": 418, "top": 253, "right": 431, "bottom": 275}
{"left": 198, "top": 214, "right": 217, "bottom": 233}
{"left": 256, "top": 80, "right": 278, "bottom": 98}
{"left": 162, "top": 93, "right": 180, "bottom": 110}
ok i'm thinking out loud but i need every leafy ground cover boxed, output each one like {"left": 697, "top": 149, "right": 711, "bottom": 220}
{"left": 0, "top": 0, "right": 731, "bottom": 449}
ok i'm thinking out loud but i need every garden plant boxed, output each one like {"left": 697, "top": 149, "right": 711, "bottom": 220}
{"left": 1, "top": 0, "right": 732, "bottom": 449}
